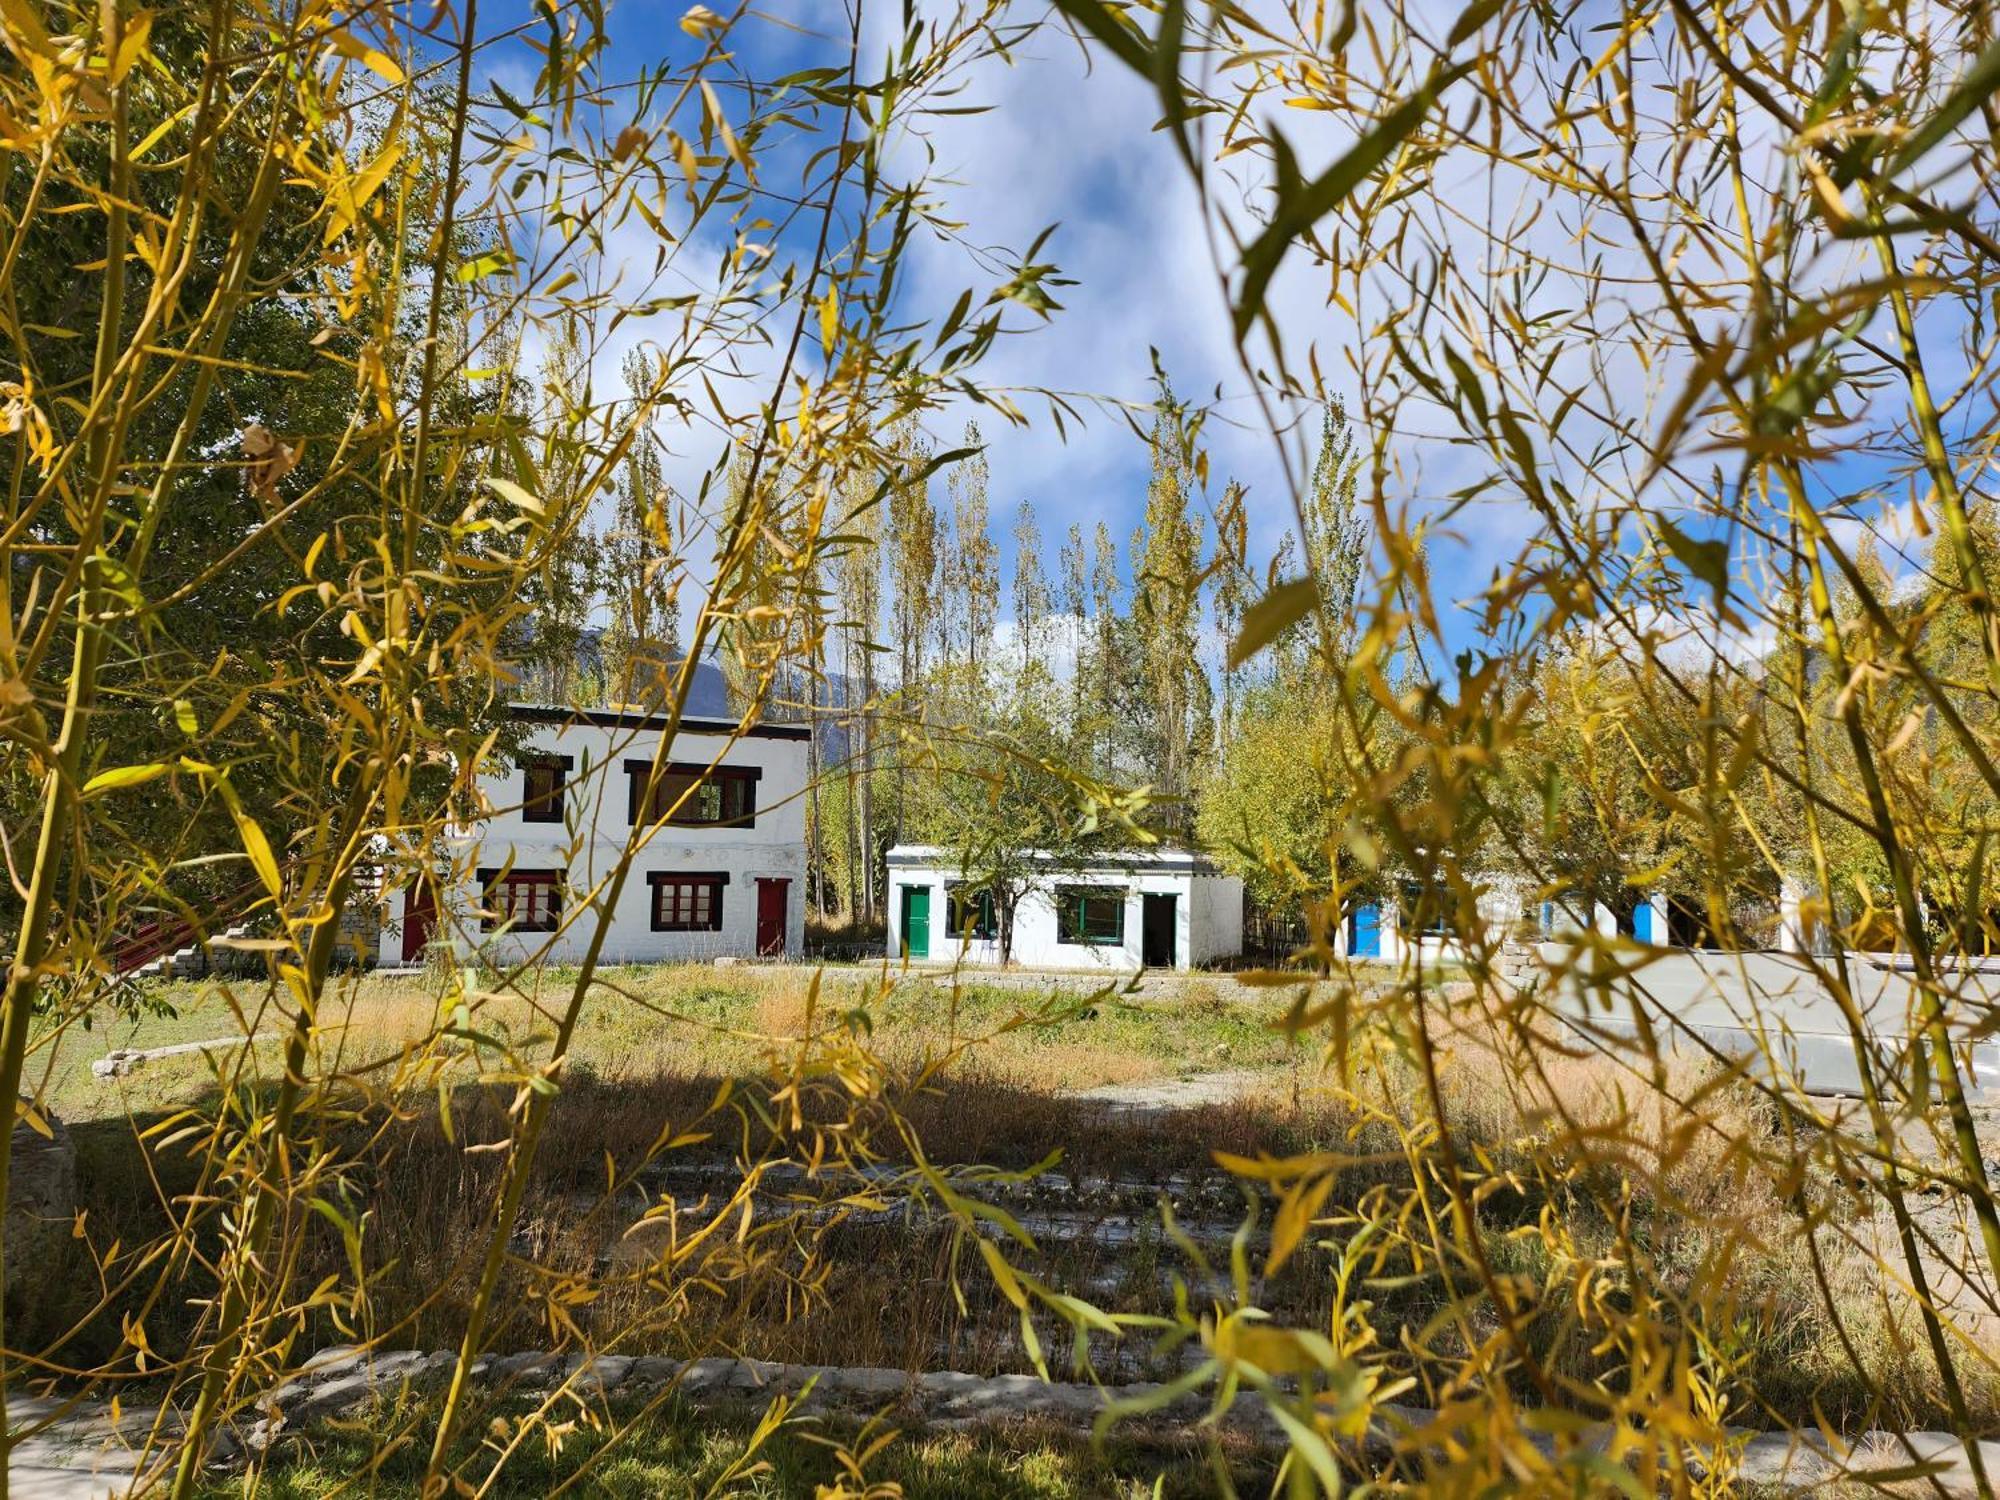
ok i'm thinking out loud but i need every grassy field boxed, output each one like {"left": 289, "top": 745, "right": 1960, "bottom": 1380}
{"left": 29, "top": 961, "right": 1320, "bottom": 1126}
{"left": 18, "top": 957, "right": 1996, "bottom": 1494}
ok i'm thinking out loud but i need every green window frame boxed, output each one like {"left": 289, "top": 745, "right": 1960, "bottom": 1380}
{"left": 1055, "top": 885, "right": 1126, "bottom": 946}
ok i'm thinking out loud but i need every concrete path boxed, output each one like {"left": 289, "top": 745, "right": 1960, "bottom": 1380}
{"left": 13, "top": 1349, "right": 2000, "bottom": 1497}
{"left": 5, "top": 1397, "right": 166, "bottom": 1498}
{"left": 1540, "top": 946, "right": 2000, "bottom": 1098}
{"left": 1065, "top": 1068, "right": 1273, "bottom": 1114}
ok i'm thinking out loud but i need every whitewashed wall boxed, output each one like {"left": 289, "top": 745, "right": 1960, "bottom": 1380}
{"left": 379, "top": 708, "right": 809, "bottom": 966}
{"left": 884, "top": 848, "right": 1245, "bottom": 971}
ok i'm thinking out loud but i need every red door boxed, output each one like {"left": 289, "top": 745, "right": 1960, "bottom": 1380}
{"left": 401, "top": 877, "right": 438, "bottom": 963}
{"left": 756, "top": 878, "right": 789, "bottom": 957}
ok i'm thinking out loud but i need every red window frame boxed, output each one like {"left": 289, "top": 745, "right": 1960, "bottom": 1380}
{"left": 479, "top": 868, "right": 563, "bottom": 933}
{"left": 649, "top": 872, "right": 727, "bottom": 932}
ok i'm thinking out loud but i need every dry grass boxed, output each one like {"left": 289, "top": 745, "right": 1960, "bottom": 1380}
{"left": 20, "top": 967, "right": 1996, "bottom": 1452}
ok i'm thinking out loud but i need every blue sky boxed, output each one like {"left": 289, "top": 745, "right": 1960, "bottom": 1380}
{"left": 452, "top": 0, "right": 1962, "bottom": 675}
{"left": 465, "top": 0, "right": 1381, "bottom": 642}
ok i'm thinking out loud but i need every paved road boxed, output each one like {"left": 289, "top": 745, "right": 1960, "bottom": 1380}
{"left": 1539, "top": 946, "right": 2000, "bottom": 1099}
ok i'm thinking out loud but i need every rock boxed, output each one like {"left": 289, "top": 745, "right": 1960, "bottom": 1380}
{"left": 6, "top": 1100, "right": 75, "bottom": 1296}
{"left": 1731, "top": 1431, "right": 1839, "bottom": 1487}
{"left": 571, "top": 1355, "right": 633, "bottom": 1396}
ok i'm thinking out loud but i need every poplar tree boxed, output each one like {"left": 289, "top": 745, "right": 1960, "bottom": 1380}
{"left": 887, "top": 432, "right": 941, "bottom": 855}
{"left": 1011, "top": 499, "right": 1050, "bottom": 679}
{"left": 836, "top": 474, "right": 882, "bottom": 918}
{"left": 944, "top": 423, "right": 998, "bottom": 685}
{"left": 1059, "top": 522, "right": 1089, "bottom": 749}
{"left": 1214, "top": 481, "right": 1251, "bottom": 744}
{"left": 1133, "top": 389, "right": 1205, "bottom": 832}
{"left": 599, "top": 351, "right": 682, "bottom": 706}
{"left": 1090, "top": 520, "right": 1120, "bottom": 772}
{"left": 520, "top": 319, "right": 603, "bottom": 704}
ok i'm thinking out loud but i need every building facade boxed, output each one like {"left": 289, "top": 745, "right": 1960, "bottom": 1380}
{"left": 380, "top": 706, "right": 810, "bottom": 967}
{"left": 884, "top": 846, "right": 1244, "bottom": 971}
{"left": 1333, "top": 881, "right": 1683, "bottom": 965}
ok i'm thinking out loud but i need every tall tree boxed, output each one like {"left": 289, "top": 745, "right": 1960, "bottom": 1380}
{"left": 1214, "top": 481, "right": 1251, "bottom": 744}
{"left": 599, "top": 350, "right": 682, "bottom": 706}
{"left": 887, "top": 431, "right": 941, "bottom": 857}
{"left": 1011, "top": 498, "right": 1050, "bottom": 678}
{"left": 836, "top": 473, "right": 882, "bottom": 918}
{"left": 519, "top": 318, "right": 603, "bottom": 705}
{"left": 944, "top": 423, "right": 999, "bottom": 682}
{"left": 1090, "top": 520, "right": 1120, "bottom": 771}
{"left": 1059, "top": 522, "right": 1089, "bottom": 749}
{"left": 1132, "top": 387, "right": 1206, "bottom": 832}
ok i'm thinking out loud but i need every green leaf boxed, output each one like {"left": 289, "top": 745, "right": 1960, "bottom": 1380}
{"left": 1228, "top": 577, "right": 1319, "bottom": 669}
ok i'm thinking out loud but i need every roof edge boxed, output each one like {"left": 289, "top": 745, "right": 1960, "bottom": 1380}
{"left": 508, "top": 704, "right": 812, "bottom": 741}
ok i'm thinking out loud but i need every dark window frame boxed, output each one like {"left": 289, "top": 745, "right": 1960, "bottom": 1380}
{"left": 1401, "top": 881, "right": 1452, "bottom": 936}
{"left": 946, "top": 883, "right": 998, "bottom": 941}
{"left": 478, "top": 867, "right": 564, "bottom": 933}
{"left": 648, "top": 871, "right": 729, "bottom": 932}
{"left": 521, "top": 753, "right": 572, "bottom": 824}
{"left": 1055, "top": 885, "right": 1127, "bottom": 946}
{"left": 625, "top": 761, "right": 761, "bottom": 828}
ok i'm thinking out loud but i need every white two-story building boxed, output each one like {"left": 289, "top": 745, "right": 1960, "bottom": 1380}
{"left": 381, "top": 705, "right": 810, "bottom": 967}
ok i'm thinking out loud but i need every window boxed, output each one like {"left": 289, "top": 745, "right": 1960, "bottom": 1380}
{"left": 1402, "top": 882, "right": 1452, "bottom": 936}
{"left": 1055, "top": 885, "right": 1126, "bottom": 946}
{"left": 626, "top": 762, "right": 759, "bottom": 827}
{"left": 649, "top": 872, "right": 727, "bottom": 932}
{"left": 947, "top": 884, "right": 997, "bottom": 941}
{"left": 480, "top": 868, "right": 563, "bottom": 933}
{"left": 521, "top": 755, "right": 570, "bottom": 824}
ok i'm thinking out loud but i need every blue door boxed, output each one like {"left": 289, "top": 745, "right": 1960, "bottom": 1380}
{"left": 1632, "top": 900, "right": 1653, "bottom": 944}
{"left": 1350, "top": 904, "right": 1381, "bottom": 959}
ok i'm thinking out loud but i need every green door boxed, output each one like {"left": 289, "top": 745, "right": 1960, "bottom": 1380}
{"left": 902, "top": 885, "right": 930, "bottom": 960}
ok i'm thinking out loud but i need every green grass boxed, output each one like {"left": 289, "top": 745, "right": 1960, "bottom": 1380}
{"left": 193, "top": 1394, "right": 1268, "bottom": 1499}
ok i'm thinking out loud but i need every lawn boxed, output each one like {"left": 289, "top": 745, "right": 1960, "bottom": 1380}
{"left": 190, "top": 1393, "right": 1272, "bottom": 1499}
{"left": 29, "top": 960, "right": 1324, "bottom": 1127}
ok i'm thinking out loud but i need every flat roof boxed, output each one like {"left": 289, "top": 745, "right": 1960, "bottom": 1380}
{"left": 885, "top": 844, "right": 1232, "bottom": 877}
{"left": 508, "top": 704, "right": 813, "bottom": 741}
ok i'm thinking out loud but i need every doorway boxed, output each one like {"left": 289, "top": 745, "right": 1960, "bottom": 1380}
{"left": 756, "top": 878, "right": 789, "bottom": 957}
{"left": 1348, "top": 904, "right": 1382, "bottom": 959}
{"left": 1142, "top": 892, "right": 1177, "bottom": 968}
{"left": 401, "top": 877, "right": 437, "bottom": 964}
{"left": 901, "top": 885, "right": 930, "bottom": 960}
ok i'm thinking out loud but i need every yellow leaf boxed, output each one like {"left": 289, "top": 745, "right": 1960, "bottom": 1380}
{"left": 484, "top": 476, "right": 544, "bottom": 515}
{"left": 325, "top": 25, "right": 405, "bottom": 85}
{"left": 818, "top": 286, "right": 839, "bottom": 351}
{"left": 0, "top": 0, "right": 53, "bottom": 60}
{"left": 83, "top": 763, "right": 168, "bottom": 795}
{"left": 109, "top": 9, "right": 153, "bottom": 84}
{"left": 1267, "top": 1172, "right": 1336, "bottom": 1276}
{"left": 680, "top": 4, "right": 723, "bottom": 36}
{"left": 234, "top": 810, "right": 283, "bottom": 901}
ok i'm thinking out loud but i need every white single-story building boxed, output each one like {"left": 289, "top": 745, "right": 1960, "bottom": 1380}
{"left": 380, "top": 705, "right": 810, "bottom": 967}
{"left": 1330, "top": 881, "right": 1700, "bottom": 965}
{"left": 884, "top": 845, "right": 1244, "bottom": 970}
